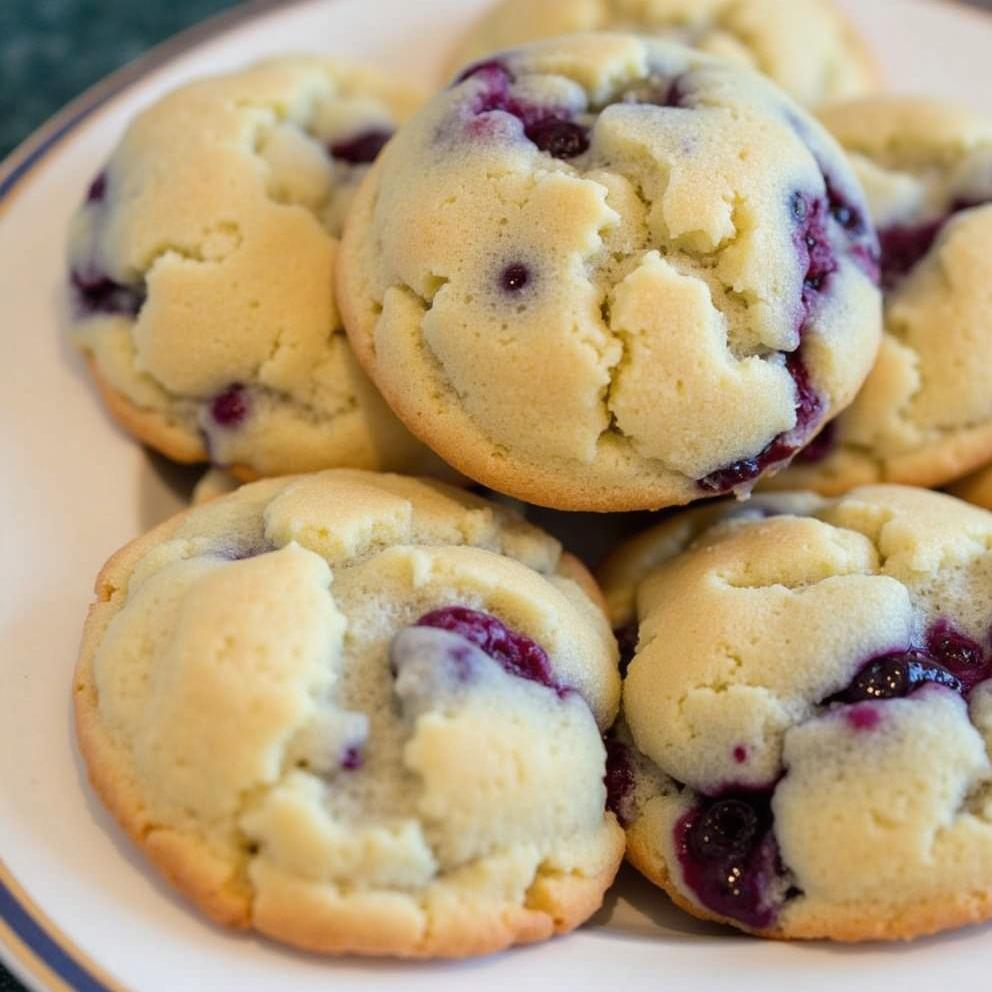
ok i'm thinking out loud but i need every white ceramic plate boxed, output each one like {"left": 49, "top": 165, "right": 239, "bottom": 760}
{"left": 3, "top": 0, "right": 992, "bottom": 988}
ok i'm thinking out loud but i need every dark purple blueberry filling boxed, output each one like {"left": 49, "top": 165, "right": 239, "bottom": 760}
{"left": 615, "top": 622, "right": 639, "bottom": 678}
{"left": 454, "top": 58, "right": 512, "bottom": 88}
{"left": 70, "top": 270, "right": 145, "bottom": 317}
{"left": 925, "top": 621, "right": 991, "bottom": 692}
{"left": 878, "top": 197, "right": 990, "bottom": 290}
{"left": 823, "top": 180, "right": 881, "bottom": 284}
{"left": 604, "top": 738, "right": 635, "bottom": 827}
{"left": 524, "top": 117, "right": 589, "bottom": 159}
{"left": 340, "top": 745, "right": 363, "bottom": 771}
{"left": 831, "top": 622, "right": 991, "bottom": 705}
{"left": 733, "top": 745, "right": 748, "bottom": 764}
{"left": 878, "top": 218, "right": 947, "bottom": 291}
{"left": 86, "top": 171, "right": 107, "bottom": 203}
{"left": 662, "top": 76, "right": 689, "bottom": 109}
{"left": 500, "top": 262, "right": 531, "bottom": 293}
{"left": 457, "top": 58, "right": 589, "bottom": 159}
{"left": 209, "top": 384, "right": 250, "bottom": 428}
{"left": 416, "top": 606, "right": 567, "bottom": 696}
{"left": 793, "top": 194, "right": 839, "bottom": 318}
{"left": 832, "top": 650, "right": 962, "bottom": 704}
{"left": 329, "top": 128, "right": 394, "bottom": 165}
{"left": 676, "top": 794, "right": 787, "bottom": 930}
{"left": 698, "top": 351, "right": 823, "bottom": 494}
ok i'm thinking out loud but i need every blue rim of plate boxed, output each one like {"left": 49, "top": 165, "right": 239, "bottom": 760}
{"left": 1, "top": 0, "right": 991, "bottom": 988}
{"left": 0, "top": 3, "right": 313, "bottom": 985}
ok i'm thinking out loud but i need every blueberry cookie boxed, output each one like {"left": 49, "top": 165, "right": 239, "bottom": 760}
{"left": 68, "top": 58, "right": 434, "bottom": 480}
{"left": 449, "top": 0, "right": 880, "bottom": 107}
{"left": 769, "top": 98, "right": 992, "bottom": 495}
{"left": 603, "top": 485, "right": 992, "bottom": 941}
{"left": 74, "top": 470, "right": 623, "bottom": 957}
{"left": 338, "top": 35, "right": 882, "bottom": 511}
{"left": 950, "top": 464, "right": 992, "bottom": 512}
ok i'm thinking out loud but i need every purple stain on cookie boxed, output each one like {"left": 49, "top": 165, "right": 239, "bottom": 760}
{"left": 340, "top": 745, "right": 364, "bottom": 771}
{"left": 329, "top": 128, "right": 394, "bottom": 165}
{"left": 604, "top": 737, "right": 635, "bottom": 827}
{"left": 793, "top": 193, "right": 838, "bottom": 321}
{"left": 416, "top": 606, "right": 567, "bottom": 696}
{"left": 70, "top": 269, "right": 145, "bottom": 318}
{"left": 676, "top": 794, "right": 788, "bottom": 930}
{"left": 500, "top": 262, "right": 531, "bottom": 293}
{"left": 733, "top": 745, "right": 749, "bottom": 764}
{"left": 845, "top": 704, "right": 882, "bottom": 732}
{"left": 698, "top": 351, "right": 823, "bottom": 495}
{"left": 210, "top": 384, "right": 250, "bottom": 428}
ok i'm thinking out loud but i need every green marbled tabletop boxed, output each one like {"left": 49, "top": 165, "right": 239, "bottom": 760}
{"left": 2, "top": 0, "right": 992, "bottom": 990}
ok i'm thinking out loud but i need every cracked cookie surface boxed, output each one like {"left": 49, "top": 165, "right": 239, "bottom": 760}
{"left": 67, "top": 58, "right": 436, "bottom": 480}
{"left": 74, "top": 470, "right": 623, "bottom": 958}
{"left": 768, "top": 97, "right": 992, "bottom": 496}
{"left": 338, "top": 35, "right": 882, "bottom": 511}
{"left": 448, "top": 0, "right": 880, "bottom": 107}
{"left": 600, "top": 485, "right": 992, "bottom": 941}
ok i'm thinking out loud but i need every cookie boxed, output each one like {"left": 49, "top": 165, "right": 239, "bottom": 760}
{"left": 602, "top": 485, "right": 992, "bottom": 941}
{"left": 950, "top": 464, "right": 992, "bottom": 511}
{"left": 768, "top": 97, "right": 992, "bottom": 496}
{"left": 74, "top": 470, "right": 623, "bottom": 958}
{"left": 67, "top": 58, "right": 436, "bottom": 481}
{"left": 191, "top": 468, "right": 242, "bottom": 505}
{"left": 449, "top": 0, "right": 880, "bottom": 107}
{"left": 338, "top": 34, "right": 882, "bottom": 511}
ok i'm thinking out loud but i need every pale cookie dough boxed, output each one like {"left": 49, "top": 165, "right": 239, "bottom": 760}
{"left": 769, "top": 97, "right": 992, "bottom": 495}
{"left": 75, "top": 470, "right": 624, "bottom": 958}
{"left": 67, "top": 58, "right": 435, "bottom": 480}
{"left": 602, "top": 486, "right": 992, "bottom": 941}
{"left": 449, "top": 0, "right": 880, "bottom": 107}
{"left": 339, "top": 35, "right": 882, "bottom": 511}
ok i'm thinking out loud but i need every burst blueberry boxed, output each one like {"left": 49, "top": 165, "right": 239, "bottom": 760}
{"left": 210, "top": 384, "right": 250, "bottom": 428}
{"left": 329, "top": 128, "right": 394, "bottom": 165}
{"left": 416, "top": 606, "right": 566, "bottom": 695}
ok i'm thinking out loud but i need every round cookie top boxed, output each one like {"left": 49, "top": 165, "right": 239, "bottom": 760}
{"left": 74, "top": 470, "right": 623, "bottom": 958}
{"left": 67, "top": 58, "right": 433, "bottom": 480}
{"left": 449, "top": 0, "right": 879, "bottom": 107}
{"left": 338, "top": 35, "right": 882, "bottom": 511}
{"left": 768, "top": 97, "right": 992, "bottom": 495}
{"left": 607, "top": 485, "right": 992, "bottom": 940}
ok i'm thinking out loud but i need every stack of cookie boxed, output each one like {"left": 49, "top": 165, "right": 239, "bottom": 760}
{"left": 68, "top": 0, "right": 992, "bottom": 958}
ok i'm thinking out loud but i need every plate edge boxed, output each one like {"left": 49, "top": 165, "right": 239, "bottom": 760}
{"left": 0, "top": 0, "right": 314, "bottom": 206}
{"left": 0, "top": 858, "right": 130, "bottom": 992}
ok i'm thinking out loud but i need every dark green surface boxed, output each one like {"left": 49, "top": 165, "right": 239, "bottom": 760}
{"left": 0, "top": 0, "right": 243, "bottom": 159}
